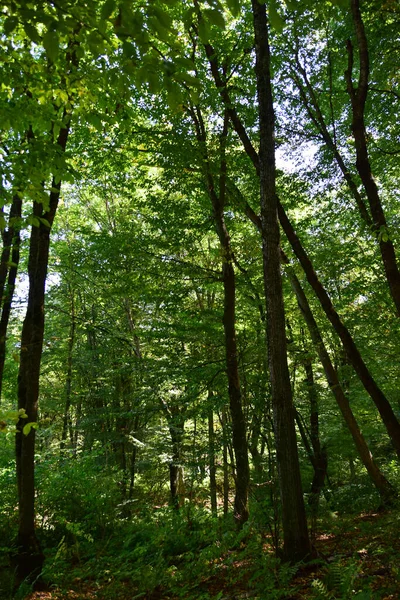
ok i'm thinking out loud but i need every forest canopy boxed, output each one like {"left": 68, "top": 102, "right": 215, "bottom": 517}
{"left": 1, "top": 0, "right": 400, "bottom": 598}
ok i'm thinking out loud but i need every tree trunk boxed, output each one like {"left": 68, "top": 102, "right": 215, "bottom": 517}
{"left": 61, "top": 284, "right": 76, "bottom": 452}
{"left": 221, "top": 408, "right": 229, "bottom": 516}
{"left": 252, "top": 0, "right": 311, "bottom": 562}
{"left": 208, "top": 404, "right": 218, "bottom": 516}
{"left": 0, "top": 195, "right": 22, "bottom": 401}
{"left": 300, "top": 356, "right": 328, "bottom": 520}
{"left": 279, "top": 204, "right": 400, "bottom": 459}
{"left": 287, "top": 263, "right": 395, "bottom": 504}
{"left": 167, "top": 412, "right": 185, "bottom": 509}
{"left": 15, "top": 117, "right": 70, "bottom": 582}
{"left": 189, "top": 105, "right": 249, "bottom": 525}
{"left": 200, "top": 21, "right": 400, "bottom": 463}
{"left": 345, "top": 0, "right": 400, "bottom": 316}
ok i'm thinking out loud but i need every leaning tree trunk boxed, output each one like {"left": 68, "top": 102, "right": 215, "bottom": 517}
{"left": 287, "top": 262, "right": 395, "bottom": 505}
{"left": 303, "top": 357, "right": 328, "bottom": 518}
{"left": 252, "top": 0, "right": 311, "bottom": 562}
{"left": 199, "top": 22, "right": 400, "bottom": 462}
{"left": 278, "top": 204, "right": 400, "bottom": 459}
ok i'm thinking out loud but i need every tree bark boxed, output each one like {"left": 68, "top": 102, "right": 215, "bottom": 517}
{"left": 221, "top": 408, "right": 229, "bottom": 516}
{"left": 252, "top": 0, "right": 311, "bottom": 562}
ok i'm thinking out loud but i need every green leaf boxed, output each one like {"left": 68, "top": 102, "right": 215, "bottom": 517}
{"left": 87, "top": 30, "right": 105, "bottom": 57}
{"left": 43, "top": 29, "right": 59, "bottom": 63}
{"left": 3, "top": 16, "right": 19, "bottom": 35}
{"left": 203, "top": 9, "right": 226, "bottom": 29}
{"left": 173, "top": 72, "right": 202, "bottom": 89}
{"left": 87, "top": 113, "right": 103, "bottom": 131}
{"left": 331, "top": 0, "right": 348, "bottom": 8}
{"left": 122, "top": 41, "right": 137, "bottom": 59}
{"left": 183, "top": 7, "right": 195, "bottom": 31}
{"left": 166, "top": 82, "right": 183, "bottom": 112}
{"left": 198, "top": 19, "right": 211, "bottom": 44}
{"left": 23, "top": 422, "right": 39, "bottom": 436}
{"left": 174, "top": 57, "right": 195, "bottom": 71}
{"left": 226, "top": 0, "right": 240, "bottom": 17}
{"left": 101, "top": 0, "right": 116, "bottom": 21}
{"left": 27, "top": 214, "right": 41, "bottom": 227}
{"left": 151, "top": 6, "right": 173, "bottom": 31}
{"left": 0, "top": 214, "right": 6, "bottom": 230}
{"left": 269, "top": 4, "right": 285, "bottom": 31}
{"left": 24, "top": 22, "right": 41, "bottom": 43}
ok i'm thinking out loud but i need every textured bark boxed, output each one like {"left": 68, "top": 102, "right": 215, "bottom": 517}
{"left": 189, "top": 106, "right": 249, "bottom": 525}
{"left": 252, "top": 0, "right": 311, "bottom": 562}
{"left": 287, "top": 264, "right": 395, "bottom": 504}
{"left": 344, "top": 0, "right": 400, "bottom": 316}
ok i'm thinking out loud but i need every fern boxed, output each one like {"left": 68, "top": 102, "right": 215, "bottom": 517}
{"left": 311, "top": 578, "right": 333, "bottom": 599}
{"left": 312, "top": 559, "right": 372, "bottom": 600}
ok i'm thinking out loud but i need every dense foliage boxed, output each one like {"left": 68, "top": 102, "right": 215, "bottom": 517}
{"left": 1, "top": 0, "right": 400, "bottom": 597}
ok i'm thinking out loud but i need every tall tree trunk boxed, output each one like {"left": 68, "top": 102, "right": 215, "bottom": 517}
{"left": 189, "top": 105, "right": 249, "bottom": 525}
{"left": 15, "top": 117, "right": 70, "bottom": 582}
{"left": 163, "top": 404, "right": 185, "bottom": 510}
{"left": 345, "top": 0, "right": 400, "bottom": 316}
{"left": 221, "top": 408, "right": 229, "bottom": 516}
{"left": 200, "top": 26, "right": 400, "bottom": 462}
{"left": 0, "top": 195, "right": 22, "bottom": 401}
{"left": 252, "top": 0, "right": 311, "bottom": 562}
{"left": 61, "top": 284, "right": 76, "bottom": 452}
{"left": 208, "top": 402, "right": 218, "bottom": 516}
{"left": 128, "top": 415, "right": 141, "bottom": 499}
{"left": 287, "top": 263, "right": 395, "bottom": 504}
{"left": 169, "top": 436, "right": 185, "bottom": 510}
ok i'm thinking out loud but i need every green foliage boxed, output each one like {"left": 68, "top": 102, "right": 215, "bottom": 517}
{"left": 1, "top": 0, "right": 400, "bottom": 596}
{"left": 311, "top": 559, "right": 372, "bottom": 600}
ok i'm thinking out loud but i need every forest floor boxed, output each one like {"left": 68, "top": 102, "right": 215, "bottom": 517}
{"left": 22, "top": 509, "right": 400, "bottom": 600}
